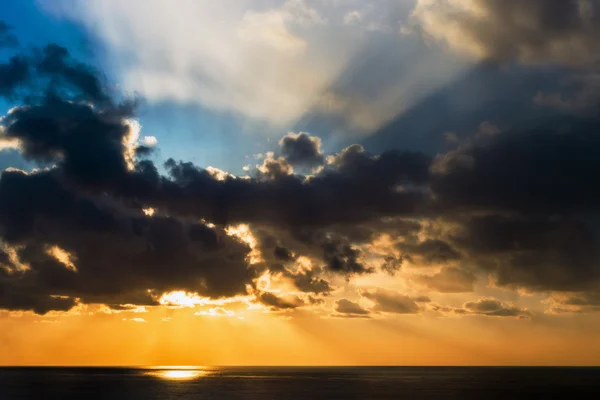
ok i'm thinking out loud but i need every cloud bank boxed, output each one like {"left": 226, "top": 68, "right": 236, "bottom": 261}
{"left": 3, "top": 1, "right": 600, "bottom": 319}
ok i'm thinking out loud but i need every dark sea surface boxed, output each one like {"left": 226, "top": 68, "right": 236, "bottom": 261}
{"left": 1, "top": 366, "right": 599, "bottom": 399}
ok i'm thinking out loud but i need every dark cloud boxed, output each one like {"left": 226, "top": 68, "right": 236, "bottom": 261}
{"left": 320, "top": 234, "right": 369, "bottom": 275}
{"left": 432, "top": 298, "right": 531, "bottom": 318}
{"left": 257, "top": 292, "right": 307, "bottom": 310}
{"left": 0, "top": 42, "right": 110, "bottom": 102}
{"left": 3, "top": 23, "right": 600, "bottom": 316}
{"left": 425, "top": 117, "right": 600, "bottom": 295}
{"left": 360, "top": 288, "right": 422, "bottom": 314}
{"left": 35, "top": 44, "right": 109, "bottom": 104}
{"left": 431, "top": 119, "right": 600, "bottom": 214}
{"left": 450, "top": 214, "right": 600, "bottom": 293}
{"left": 0, "top": 55, "right": 28, "bottom": 97}
{"left": 534, "top": 73, "right": 600, "bottom": 116}
{"left": 0, "top": 21, "right": 18, "bottom": 48}
{"left": 332, "top": 298, "right": 370, "bottom": 318}
{"left": 413, "top": 267, "right": 476, "bottom": 293}
{"left": 380, "top": 255, "right": 404, "bottom": 275}
{"left": 287, "top": 268, "right": 331, "bottom": 294}
{"left": 462, "top": 298, "right": 531, "bottom": 318}
{"left": 273, "top": 245, "right": 294, "bottom": 261}
{"left": 155, "top": 146, "right": 429, "bottom": 230}
{"left": 3, "top": 96, "right": 136, "bottom": 188}
{"left": 398, "top": 238, "right": 461, "bottom": 265}
{"left": 412, "top": 0, "right": 600, "bottom": 67}
{"left": 547, "top": 292, "right": 600, "bottom": 313}
{"left": 0, "top": 169, "right": 255, "bottom": 313}
{"left": 279, "top": 132, "right": 324, "bottom": 167}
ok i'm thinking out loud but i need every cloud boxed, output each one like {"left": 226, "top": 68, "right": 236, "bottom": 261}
{"left": 0, "top": 21, "right": 18, "bottom": 48}
{"left": 141, "top": 136, "right": 158, "bottom": 147}
{"left": 462, "top": 298, "right": 531, "bottom": 318}
{"left": 409, "top": 0, "right": 600, "bottom": 67}
{"left": 256, "top": 153, "right": 294, "bottom": 180}
{"left": 430, "top": 120, "right": 600, "bottom": 214}
{"left": 534, "top": 74, "right": 600, "bottom": 116}
{"left": 397, "top": 238, "right": 461, "bottom": 265}
{"left": 44, "top": 0, "right": 467, "bottom": 136}
{"left": 0, "top": 41, "right": 108, "bottom": 102}
{"left": 238, "top": 9, "right": 307, "bottom": 55}
{"left": 432, "top": 298, "right": 531, "bottom": 318}
{"left": 238, "top": 0, "right": 326, "bottom": 55}
{"left": 331, "top": 298, "right": 370, "bottom": 318}
{"left": 279, "top": 132, "right": 324, "bottom": 168}
{"left": 546, "top": 292, "right": 600, "bottom": 313}
{"left": 360, "top": 288, "right": 422, "bottom": 314}
{"left": 257, "top": 291, "right": 306, "bottom": 310}
{"left": 4, "top": 22, "right": 600, "bottom": 317}
{"left": 42, "top": 0, "right": 347, "bottom": 127}
{"left": 0, "top": 168, "right": 256, "bottom": 313}
{"left": 3, "top": 97, "right": 136, "bottom": 188}
{"left": 413, "top": 267, "right": 476, "bottom": 293}
{"left": 152, "top": 145, "right": 429, "bottom": 229}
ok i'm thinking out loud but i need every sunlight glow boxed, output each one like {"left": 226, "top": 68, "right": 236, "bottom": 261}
{"left": 122, "top": 119, "right": 142, "bottom": 171}
{"left": 142, "top": 207, "right": 155, "bottom": 217}
{"left": 146, "top": 367, "right": 207, "bottom": 380}
{"left": 158, "top": 290, "right": 256, "bottom": 309}
{"left": 158, "top": 291, "right": 206, "bottom": 308}
{"left": 225, "top": 224, "right": 263, "bottom": 264}
{"left": 46, "top": 246, "right": 78, "bottom": 272}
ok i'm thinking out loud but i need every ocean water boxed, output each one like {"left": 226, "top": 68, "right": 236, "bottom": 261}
{"left": 0, "top": 367, "right": 599, "bottom": 399}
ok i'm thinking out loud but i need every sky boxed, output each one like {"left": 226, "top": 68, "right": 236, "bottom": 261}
{"left": 2, "top": 0, "right": 600, "bottom": 366}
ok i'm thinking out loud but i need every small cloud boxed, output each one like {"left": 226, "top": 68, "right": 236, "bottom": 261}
{"left": 432, "top": 298, "right": 531, "bottom": 319}
{"left": 46, "top": 245, "right": 78, "bottom": 272}
{"left": 332, "top": 298, "right": 370, "bottom": 318}
{"left": 359, "top": 288, "right": 422, "bottom": 314}
{"left": 141, "top": 135, "right": 158, "bottom": 147}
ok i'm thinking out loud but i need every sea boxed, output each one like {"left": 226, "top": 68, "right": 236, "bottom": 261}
{"left": 0, "top": 366, "right": 599, "bottom": 399}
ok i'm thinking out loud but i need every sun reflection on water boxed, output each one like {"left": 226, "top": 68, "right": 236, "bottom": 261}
{"left": 146, "top": 366, "right": 207, "bottom": 381}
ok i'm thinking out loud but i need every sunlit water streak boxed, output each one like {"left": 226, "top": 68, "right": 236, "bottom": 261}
{"left": 144, "top": 366, "right": 211, "bottom": 380}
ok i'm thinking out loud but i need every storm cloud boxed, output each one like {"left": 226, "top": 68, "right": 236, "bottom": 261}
{"left": 411, "top": 0, "right": 600, "bottom": 67}
{"left": 2, "top": 19, "right": 600, "bottom": 316}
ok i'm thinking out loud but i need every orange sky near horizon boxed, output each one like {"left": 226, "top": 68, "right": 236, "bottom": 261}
{"left": 3, "top": 295, "right": 600, "bottom": 366}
